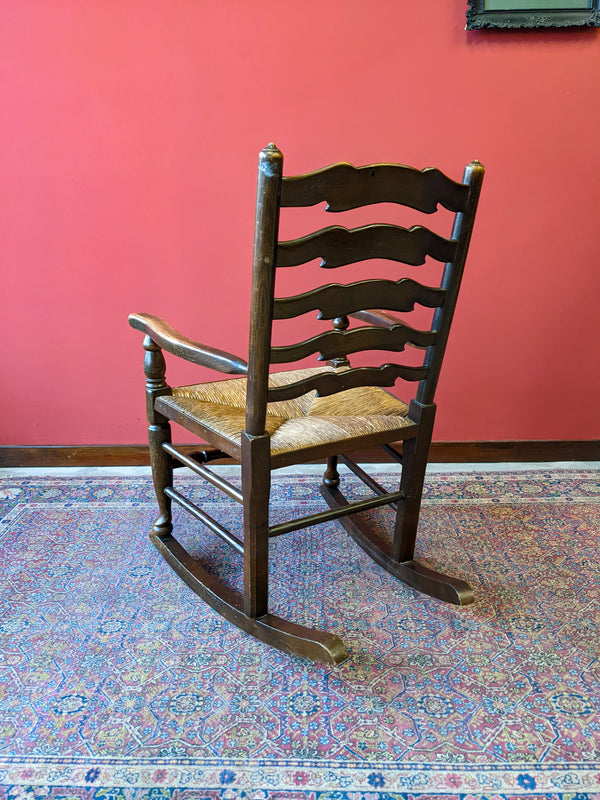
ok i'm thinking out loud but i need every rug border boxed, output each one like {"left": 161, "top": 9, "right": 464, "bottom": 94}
{"left": 2, "top": 757, "right": 600, "bottom": 794}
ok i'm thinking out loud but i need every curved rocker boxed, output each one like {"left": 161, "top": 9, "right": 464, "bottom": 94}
{"left": 150, "top": 532, "right": 350, "bottom": 665}
{"left": 319, "top": 484, "right": 474, "bottom": 606}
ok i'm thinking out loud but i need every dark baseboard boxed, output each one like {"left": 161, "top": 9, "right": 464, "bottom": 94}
{"left": 1, "top": 441, "right": 599, "bottom": 468}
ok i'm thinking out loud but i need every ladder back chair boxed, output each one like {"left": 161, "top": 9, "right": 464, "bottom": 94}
{"left": 129, "top": 143, "right": 484, "bottom": 664}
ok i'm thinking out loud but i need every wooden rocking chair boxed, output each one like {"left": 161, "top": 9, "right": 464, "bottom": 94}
{"left": 129, "top": 144, "right": 484, "bottom": 664}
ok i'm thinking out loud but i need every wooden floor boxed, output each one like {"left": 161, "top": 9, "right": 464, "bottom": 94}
{"left": 1, "top": 440, "right": 599, "bottom": 468}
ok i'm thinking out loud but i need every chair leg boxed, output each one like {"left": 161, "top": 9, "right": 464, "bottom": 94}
{"left": 148, "top": 421, "right": 173, "bottom": 537}
{"left": 235, "top": 432, "right": 348, "bottom": 662}
{"left": 323, "top": 455, "right": 340, "bottom": 488}
{"left": 390, "top": 402, "right": 473, "bottom": 604}
{"left": 143, "top": 335, "right": 173, "bottom": 537}
{"left": 241, "top": 431, "right": 271, "bottom": 619}
{"left": 145, "top": 427, "right": 348, "bottom": 664}
{"left": 320, "top": 401, "right": 474, "bottom": 606}
{"left": 391, "top": 401, "right": 435, "bottom": 563}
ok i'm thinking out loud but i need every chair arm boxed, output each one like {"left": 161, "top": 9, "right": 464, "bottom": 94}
{"left": 128, "top": 312, "right": 248, "bottom": 375}
{"left": 348, "top": 309, "right": 403, "bottom": 329}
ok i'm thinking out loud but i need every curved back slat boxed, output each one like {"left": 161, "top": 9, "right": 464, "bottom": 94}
{"left": 276, "top": 224, "right": 457, "bottom": 268}
{"left": 270, "top": 323, "right": 436, "bottom": 364}
{"left": 267, "top": 364, "right": 430, "bottom": 403}
{"left": 280, "top": 162, "right": 470, "bottom": 213}
{"left": 273, "top": 278, "right": 446, "bottom": 321}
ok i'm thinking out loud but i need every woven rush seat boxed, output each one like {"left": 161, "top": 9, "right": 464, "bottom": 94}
{"left": 157, "top": 367, "right": 413, "bottom": 461}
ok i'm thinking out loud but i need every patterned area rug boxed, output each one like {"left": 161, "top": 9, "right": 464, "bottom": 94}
{"left": 0, "top": 468, "right": 599, "bottom": 800}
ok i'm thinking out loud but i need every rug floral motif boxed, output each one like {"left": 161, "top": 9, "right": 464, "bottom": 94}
{"left": 0, "top": 468, "right": 599, "bottom": 799}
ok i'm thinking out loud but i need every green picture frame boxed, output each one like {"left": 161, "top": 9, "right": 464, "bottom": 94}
{"left": 466, "top": 0, "right": 600, "bottom": 28}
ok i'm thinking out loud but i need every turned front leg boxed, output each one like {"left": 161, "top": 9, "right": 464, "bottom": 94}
{"left": 143, "top": 335, "right": 173, "bottom": 536}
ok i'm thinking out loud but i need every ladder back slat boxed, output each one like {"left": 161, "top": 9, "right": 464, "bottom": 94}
{"left": 270, "top": 324, "right": 436, "bottom": 364}
{"left": 273, "top": 278, "right": 445, "bottom": 320}
{"left": 267, "top": 364, "right": 429, "bottom": 402}
{"left": 280, "top": 162, "right": 469, "bottom": 213}
{"left": 276, "top": 224, "right": 457, "bottom": 268}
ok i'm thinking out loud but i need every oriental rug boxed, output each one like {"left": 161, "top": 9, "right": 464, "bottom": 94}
{"left": 0, "top": 468, "right": 599, "bottom": 800}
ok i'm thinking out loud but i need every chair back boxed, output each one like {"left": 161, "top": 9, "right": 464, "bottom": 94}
{"left": 245, "top": 144, "right": 484, "bottom": 436}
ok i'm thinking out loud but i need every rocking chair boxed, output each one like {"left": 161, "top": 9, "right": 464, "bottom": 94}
{"left": 129, "top": 143, "right": 484, "bottom": 664}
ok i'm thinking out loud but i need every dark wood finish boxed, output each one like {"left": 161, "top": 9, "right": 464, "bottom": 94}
{"left": 124, "top": 145, "right": 487, "bottom": 662}
{"left": 323, "top": 455, "right": 341, "bottom": 487}
{"left": 130, "top": 313, "right": 248, "bottom": 374}
{"left": 151, "top": 531, "right": 348, "bottom": 665}
{"left": 417, "top": 160, "right": 485, "bottom": 406}
{"left": 0, "top": 445, "right": 158, "bottom": 467}
{"left": 241, "top": 431, "right": 271, "bottom": 618}
{"left": 392, "top": 400, "right": 436, "bottom": 562}
{"left": 277, "top": 224, "right": 456, "bottom": 268}
{"left": 329, "top": 316, "right": 351, "bottom": 369}
{"left": 381, "top": 443, "right": 403, "bottom": 463}
{"left": 267, "top": 364, "right": 429, "bottom": 403}
{"left": 339, "top": 454, "right": 394, "bottom": 505}
{"left": 162, "top": 442, "right": 243, "bottom": 503}
{"left": 270, "top": 322, "right": 435, "bottom": 364}
{"left": 268, "top": 487, "right": 406, "bottom": 538}
{"left": 183, "top": 448, "right": 232, "bottom": 464}
{"left": 319, "top": 484, "right": 474, "bottom": 606}
{"left": 245, "top": 144, "right": 282, "bottom": 438}
{"left": 273, "top": 278, "right": 445, "bottom": 320}
{"left": 430, "top": 440, "right": 600, "bottom": 462}
{"left": 281, "top": 162, "right": 469, "bottom": 213}
{"left": 3, "top": 439, "right": 598, "bottom": 467}
{"left": 143, "top": 336, "right": 173, "bottom": 537}
{"left": 164, "top": 486, "right": 244, "bottom": 554}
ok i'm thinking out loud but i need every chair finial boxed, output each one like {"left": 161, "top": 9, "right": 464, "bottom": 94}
{"left": 263, "top": 142, "right": 281, "bottom": 154}
{"left": 259, "top": 143, "right": 283, "bottom": 176}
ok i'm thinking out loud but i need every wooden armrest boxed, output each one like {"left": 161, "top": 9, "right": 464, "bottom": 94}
{"left": 348, "top": 309, "right": 403, "bottom": 329}
{"left": 128, "top": 312, "right": 248, "bottom": 375}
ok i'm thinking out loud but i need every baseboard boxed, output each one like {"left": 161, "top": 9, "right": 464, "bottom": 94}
{"left": 1, "top": 441, "right": 599, "bottom": 468}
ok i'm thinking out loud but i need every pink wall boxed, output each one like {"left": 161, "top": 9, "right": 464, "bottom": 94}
{"left": 1, "top": 1, "right": 599, "bottom": 446}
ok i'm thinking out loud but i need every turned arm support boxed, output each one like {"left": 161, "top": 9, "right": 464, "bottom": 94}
{"left": 129, "top": 312, "right": 248, "bottom": 375}
{"left": 348, "top": 309, "right": 403, "bottom": 329}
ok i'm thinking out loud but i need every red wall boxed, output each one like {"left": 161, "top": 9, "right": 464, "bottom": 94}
{"left": 1, "top": 1, "right": 599, "bottom": 446}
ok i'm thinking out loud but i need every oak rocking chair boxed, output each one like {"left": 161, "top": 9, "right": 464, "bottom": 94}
{"left": 129, "top": 144, "right": 484, "bottom": 664}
